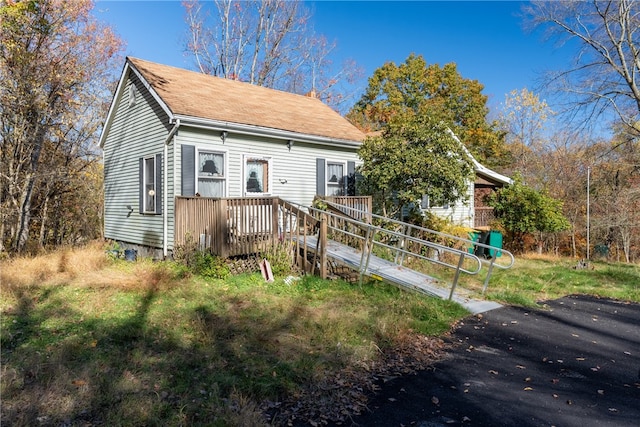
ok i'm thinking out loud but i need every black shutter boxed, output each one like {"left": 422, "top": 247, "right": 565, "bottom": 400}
{"left": 138, "top": 157, "right": 144, "bottom": 213}
{"left": 181, "top": 145, "right": 196, "bottom": 196}
{"left": 347, "top": 161, "right": 356, "bottom": 196}
{"left": 316, "top": 158, "right": 326, "bottom": 196}
{"left": 155, "top": 153, "right": 162, "bottom": 214}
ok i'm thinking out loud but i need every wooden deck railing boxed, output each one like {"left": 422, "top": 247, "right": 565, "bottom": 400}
{"left": 474, "top": 207, "right": 495, "bottom": 229}
{"left": 174, "top": 196, "right": 512, "bottom": 291}
{"left": 174, "top": 196, "right": 319, "bottom": 264}
{"left": 317, "top": 195, "right": 372, "bottom": 222}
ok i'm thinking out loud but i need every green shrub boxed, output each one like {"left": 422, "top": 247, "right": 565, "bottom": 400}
{"left": 194, "top": 251, "right": 230, "bottom": 279}
{"left": 174, "top": 233, "right": 229, "bottom": 279}
{"left": 260, "top": 242, "right": 295, "bottom": 276}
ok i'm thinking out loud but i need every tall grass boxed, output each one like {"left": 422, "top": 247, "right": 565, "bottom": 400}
{"left": 1, "top": 242, "right": 464, "bottom": 426}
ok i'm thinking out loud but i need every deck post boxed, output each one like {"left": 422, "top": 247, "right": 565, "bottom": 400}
{"left": 272, "top": 197, "right": 279, "bottom": 252}
{"left": 319, "top": 213, "right": 328, "bottom": 279}
{"left": 214, "top": 199, "right": 224, "bottom": 258}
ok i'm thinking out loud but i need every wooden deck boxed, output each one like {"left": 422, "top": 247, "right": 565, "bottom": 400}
{"left": 174, "top": 196, "right": 509, "bottom": 315}
{"left": 303, "top": 236, "right": 503, "bottom": 315}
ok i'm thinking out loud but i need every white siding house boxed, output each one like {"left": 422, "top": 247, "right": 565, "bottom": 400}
{"left": 419, "top": 132, "right": 512, "bottom": 229}
{"left": 100, "top": 57, "right": 365, "bottom": 257}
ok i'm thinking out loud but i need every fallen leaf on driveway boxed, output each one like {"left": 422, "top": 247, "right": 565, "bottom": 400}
{"left": 489, "top": 370, "right": 499, "bottom": 375}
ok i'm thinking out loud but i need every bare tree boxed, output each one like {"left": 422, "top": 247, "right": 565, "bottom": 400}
{"left": 183, "top": 0, "right": 362, "bottom": 110}
{"left": 0, "top": 0, "right": 122, "bottom": 253}
{"left": 524, "top": 0, "right": 640, "bottom": 134}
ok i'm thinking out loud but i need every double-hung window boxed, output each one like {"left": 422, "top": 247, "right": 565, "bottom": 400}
{"left": 197, "top": 150, "right": 225, "bottom": 197}
{"left": 244, "top": 155, "right": 271, "bottom": 195}
{"left": 139, "top": 153, "right": 162, "bottom": 214}
{"left": 143, "top": 157, "right": 156, "bottom": 212}
{"left": 326, "top": 162, "right": 345, "bottom": 196}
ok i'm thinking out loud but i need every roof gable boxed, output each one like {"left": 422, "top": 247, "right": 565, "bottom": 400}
{"left": 123, "top": 57, "right": 365, "bottom": 144}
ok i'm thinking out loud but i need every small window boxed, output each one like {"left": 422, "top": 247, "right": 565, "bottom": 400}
{"left": 326, "top": 162, "right": 345, "bottom": 196}
{"left": 244, "top": 156, "right": 271, "bottom": 195}
{"left": 421, "top": 194, "right": 449, "bottom": 210}
{"left": 143, "top": 156, "right": 156, "bottom": 212}
{"left": 197, "top": 150, "right": 225, "bottom": 197}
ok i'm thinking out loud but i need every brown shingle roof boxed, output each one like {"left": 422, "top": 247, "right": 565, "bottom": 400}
{"left": 128, "top": 57, "right": 365, "bottom": 143}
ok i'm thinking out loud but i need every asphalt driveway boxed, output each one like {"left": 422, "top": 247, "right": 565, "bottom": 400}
{"left": 346, "top": 295, "right": 640, "bottom": 427}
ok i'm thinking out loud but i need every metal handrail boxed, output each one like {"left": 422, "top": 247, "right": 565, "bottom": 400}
{"left": 321, "top": 201, "right": 515, "bottom": 293}
{"left": 298, "top": 203, "right": 484, "bottom": 299}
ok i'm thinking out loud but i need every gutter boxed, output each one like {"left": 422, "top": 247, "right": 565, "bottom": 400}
{"left": 163, "top": 119, "right": 180, "bottom": 258}
{"left": 173, "top": 115, "right": 363, "bottom": 149}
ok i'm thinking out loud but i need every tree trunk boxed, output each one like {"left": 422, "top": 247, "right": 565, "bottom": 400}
{"left": 39, "top": 194, "right": 50, "bottom": 248}
{"left": 15, "top": 173, "right": 35, "bottom": 253}
{"left": 14, "top": 122, "right": 46, "bottom": 253}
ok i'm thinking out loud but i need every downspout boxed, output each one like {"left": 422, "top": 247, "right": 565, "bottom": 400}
{"left": 163, "top": 119, "right": 180, "bottom": 258}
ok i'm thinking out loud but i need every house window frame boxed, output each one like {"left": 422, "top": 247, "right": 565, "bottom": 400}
{"left": 421, "top": 194, "right": 449, "bottom": 210}
{"left": 243, "top": 154, "right": 272, "bottom": 196}
{"left": 196, "top": 148, "right": 227, "bottom": 198}
{"left": 142, "top": 155, "right": 156, "bottom": 213}
{"left": 326, "top": 161, "right": 346, "bottom": 196}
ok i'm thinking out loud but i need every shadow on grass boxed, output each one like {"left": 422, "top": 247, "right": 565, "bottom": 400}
{"left": 0, "top": 280, "right": 350, "bottom": 426}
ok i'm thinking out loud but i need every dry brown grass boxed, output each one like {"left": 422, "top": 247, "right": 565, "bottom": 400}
{"left": 0, "top": 241, "right": 109, "bottom": 287}
{"left": 0, "top": 241, "right": 187, "bottom": 297}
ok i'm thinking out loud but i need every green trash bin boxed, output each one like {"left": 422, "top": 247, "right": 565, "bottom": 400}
{"left": 468, "top": 231, "right": 481, "bottom": 254}
{"left": 470, "top": 231, "right": 490, "bottom": 258}
{"left": 486, "top": 230, "right": 503, "bottom": 258}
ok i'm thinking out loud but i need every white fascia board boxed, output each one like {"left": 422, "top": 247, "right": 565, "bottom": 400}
{"left": 475, "top": 163, "right": 513, "bottom": 185}
{"left": 99, "top": 61, "right": 176, "bottom": 148}
{"left": 174, "top": 115, "right": 363, "bottom": 149}
{"left": 445, "top": 128, "right": 512, "bottom": 185}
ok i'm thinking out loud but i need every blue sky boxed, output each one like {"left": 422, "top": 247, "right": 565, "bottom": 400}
{"left": 94, "top": 1, "right": 571, "bottom": 115}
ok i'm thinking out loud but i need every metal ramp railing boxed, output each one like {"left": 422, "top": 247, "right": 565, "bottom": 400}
{"left": 320, "top": 200, "right": 515, "bottom": 294}
{"left": 286, "top": 200, "right": 514, "bottom": 309}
